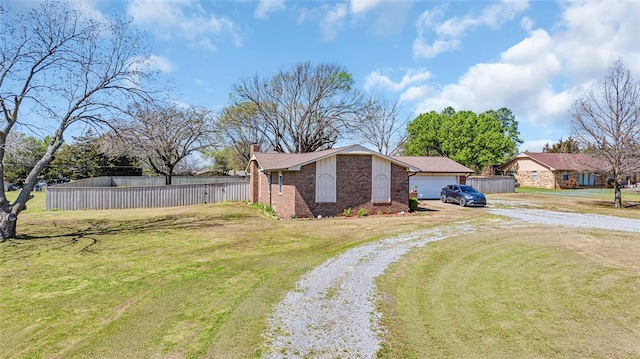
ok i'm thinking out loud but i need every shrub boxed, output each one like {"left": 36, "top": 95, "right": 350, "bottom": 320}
{"left": 343, "top": 207, "right": 352, "bottom": 217}
{"left": 251, "top": 202, "right": 277, "bottom": 218}
{"left": 409, "top": 197, "right": 419, "bottom": 212}
{"left": 357, "top": 208, "right": 369, "bottom": 217}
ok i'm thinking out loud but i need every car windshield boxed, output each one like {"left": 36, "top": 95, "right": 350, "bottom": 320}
{"left": 460, "top": 186, "right": 477, "bottom": 193}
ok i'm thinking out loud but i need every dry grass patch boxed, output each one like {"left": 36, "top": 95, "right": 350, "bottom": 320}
{"left": 378, "top": 226, "right": 640, "bottom": 358}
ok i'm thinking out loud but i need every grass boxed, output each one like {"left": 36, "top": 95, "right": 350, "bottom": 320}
{"left": 515, "top": 186, "right": 640, "bottom": 202}
{"left": 377, "top": 226, "right": 640, "bottom": 358}
{"left": 2, "top": 189, "right": 640, "bottom": 358}
{"left": 489, "top": 188, "right": 640, "bottom": 219}
{"left": 0, "top": 199, "right": 480, "bottom": 358}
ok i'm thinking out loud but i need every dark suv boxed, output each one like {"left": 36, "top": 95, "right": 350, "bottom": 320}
{"left": 440, "top": 185, "right": 486, "bottom": 207}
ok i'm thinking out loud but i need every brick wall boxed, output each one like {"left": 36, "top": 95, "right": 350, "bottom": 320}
{"left": 515, "top": 170, "right": 555, "bottom": 189}
{"left": 255, "top": 154, "right": 410, "bottom": 218}
{"left": 516, "top": 170, "right": 605, "bottom": 189}
{"left": 294, "top": 155, "right": 409, "bottom": 218}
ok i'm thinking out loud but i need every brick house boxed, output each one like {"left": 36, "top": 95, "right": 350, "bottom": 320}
{"left": 247, "top": 144, "right": 420, "bottom": 218}
{"left": 499, "top": 152, "right": 609, "bottom": 189}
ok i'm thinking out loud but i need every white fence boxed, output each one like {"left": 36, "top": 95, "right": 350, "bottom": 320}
{"left": 466, "top": 176, "right": 516, "bottom": 194}
{"left": 46, "top": 177, "right": 250, "bottom": 211}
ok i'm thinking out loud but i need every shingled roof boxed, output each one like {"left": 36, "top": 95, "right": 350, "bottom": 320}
{"left": 511, "top": 152, "right": 610, "bottom": 171}
{"left": 391, "top": 156, "right": 474, "bottom": 174}
{"left": 250, "top": 144, "right": 421, "bottom": 172}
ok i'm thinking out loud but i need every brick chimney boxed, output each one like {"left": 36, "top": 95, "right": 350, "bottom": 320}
{"left": 250, "top": 143, "right": 260, "bottom": 156}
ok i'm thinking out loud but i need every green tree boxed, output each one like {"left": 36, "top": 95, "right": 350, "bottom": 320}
{"left": 203, "top": 148, "right": 234, "bottom": 176}
{"left": 47, "top": 130, "right": 142, "bottom": 180}
{"left": 403, "top": 107, "right": 522, "bottom": 173}
{"left": 542, "top": 136, "right": 581, "bottom": 153}
{"left": 403, "top": 109, "right": 448, "bottom": 156}
{"left": 3, "top": 133, "right": 47, "bottom": 183}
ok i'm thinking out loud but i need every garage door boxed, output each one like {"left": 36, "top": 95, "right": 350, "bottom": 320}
{"left": 410, "top": 175, "right": 457, "bottom": 199}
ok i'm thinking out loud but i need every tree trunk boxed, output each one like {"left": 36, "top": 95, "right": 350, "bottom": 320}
{"left": 614, "top": 181, "right": 622, "bottom": 209}
{"left": 0, "top": 211, "right": 18, "bottom": 240}
{"left": 165, "top": 174, "right": 172, "bottom": 185}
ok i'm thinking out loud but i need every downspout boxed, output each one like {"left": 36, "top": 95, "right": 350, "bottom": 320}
{"left": 268, "top": 172, "right": 272, "bottom": 209}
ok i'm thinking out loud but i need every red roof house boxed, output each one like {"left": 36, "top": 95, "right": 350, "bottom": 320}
{"left": 499, "top": 152, "right": 610, "bottom": 189}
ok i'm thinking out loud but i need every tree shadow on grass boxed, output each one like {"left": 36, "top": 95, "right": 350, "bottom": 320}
{"left": 577, "top": 199, "right": 640, "bottom": 209}
{"left": 6, "top": 212, "right": 253, "bottom": 254}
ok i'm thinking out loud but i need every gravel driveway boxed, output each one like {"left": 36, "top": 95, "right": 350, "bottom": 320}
{"left": 262, "top": 207, "right": 640, "bottom": 358}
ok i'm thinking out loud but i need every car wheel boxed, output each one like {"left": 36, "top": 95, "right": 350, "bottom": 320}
{"left": 440, "top": 194, "right": 447, "bottom": 203}
{"left": 459, "top": 198, "right": 466, "bottom": 207}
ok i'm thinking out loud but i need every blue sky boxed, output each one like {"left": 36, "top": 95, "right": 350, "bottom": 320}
{"left": 20, "top": 0, "right": 640, "bottom": 152}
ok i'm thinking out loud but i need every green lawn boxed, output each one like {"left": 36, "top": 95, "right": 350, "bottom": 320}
{"left": 0, "top": 200, "right": 478, "bottom": 358}
{"left": 378, "top": 226, "right": 640, "bottom": 358}
{"left": 1, "top": 190, "right": 639, "bottom": 358}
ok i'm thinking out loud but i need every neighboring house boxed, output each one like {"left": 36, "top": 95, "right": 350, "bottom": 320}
{"left": 247, "top": 144, "right": 420, "bottom": 218}
{"left": 392, "top": 156, "right": 474, "bottom": 199}
{"left": 499, "top": 152, "right": 609, "bottom": 189}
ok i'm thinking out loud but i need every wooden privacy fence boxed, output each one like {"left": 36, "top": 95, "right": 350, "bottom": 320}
{"left": 46, "top": 180, "right": 250, "bottom": 211}
{"left": 466, "top": 176, "right": 516, "bottom": 194}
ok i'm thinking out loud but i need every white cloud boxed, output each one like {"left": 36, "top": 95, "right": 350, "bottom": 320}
{"left": 147, "top": 55, "right": 176, "bottom": 73}
{"left": 555, "top": 0, "right": 640, "bottom": 80}
{"left": 364, "top": 68, "right": 432, "bottom": 92}
{"left": 520, "top": 16, "right": 534, "bottom": 31}
{"left": 412, "top": 38, "right": 460, "bottom": 60}
{"left": 406, "top": 0, "right": 640, "bottom": 148}
{"left": 254, "top": 0, "right": 286, "bottom": 19}
{"left": 126, "top": 0, "right": 242, "bottom": 52}
{"left": 399, "top": 85, "right": 432, "bottom": 103}
{"left": 350, "top": 0, "right": 382, "bottom": 14}
{"left": 128, "top": 55, "right": 175, "bottom": 74}
{"left": 413, "top": 1, "right": 529, "bottom": 59}
{"left": 520, "top": 139, "right": 553, "bottom": 153}
{"left": 320, "top": 3, "right": 348, "bottom": 41}
{"left": 415, "top": 29, "right": 564, "bottom": 119}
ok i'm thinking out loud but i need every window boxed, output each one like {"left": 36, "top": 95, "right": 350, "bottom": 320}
{"left": 509, "top": 171, "right": 515, "bottom": 176}
{"left": 563, "top": 171, "right": 569, "bottom": 181}
{"left": 532, "top": 171, "right": 538, "bottom": 181}
{"left": 278, "top": 172, "right": 283, "bottom": 194}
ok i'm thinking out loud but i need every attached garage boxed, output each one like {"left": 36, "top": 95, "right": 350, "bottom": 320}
{"left": 393, "top": 156, "right": 474, "bottom": 200}
{"left": 410, "top": 175, "right": 457, "bottom": 200}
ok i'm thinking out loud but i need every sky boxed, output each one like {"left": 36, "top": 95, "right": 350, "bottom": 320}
{"left": 15, "top": 0, "right": 640, "bottom": 153}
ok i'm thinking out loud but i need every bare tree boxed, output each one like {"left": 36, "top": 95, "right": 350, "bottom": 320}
{"left": 219, "top": 102, "right": 269, "bottom": 169}
{"left": 0, "top": 1, "right": 157, "bottom": 239}
{"left": 571, "top": 59, "right": 640, "bottom": 208}
{"left": 355, "top": 96, "right": 406, "bottom": 155}
{"left": 229, "top": 62, "right": 367, "bottom": 153}
{"left": 113, "top": 103, "right": 220, "bottom": 185}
